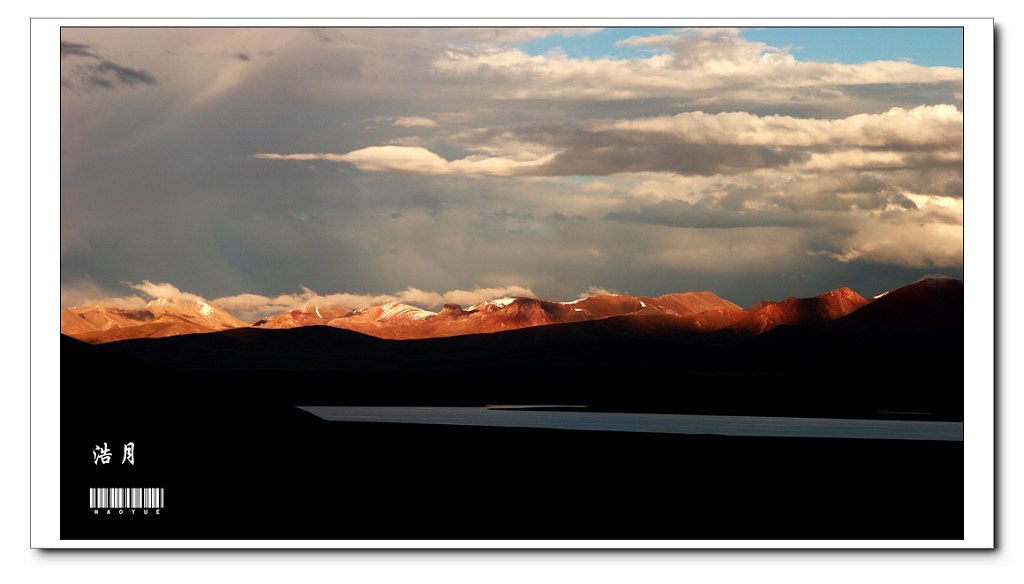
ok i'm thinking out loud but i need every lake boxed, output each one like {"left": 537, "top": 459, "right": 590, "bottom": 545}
{"left": 297, "top": 406, "right": 964, "bottom": 441}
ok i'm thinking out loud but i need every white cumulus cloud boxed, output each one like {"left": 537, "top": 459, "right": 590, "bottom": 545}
{"left": 254, "top": 146, "right": 560, "bottom": 177}
{"left": 125, "top": 280, "right": 207, "bottom": 304}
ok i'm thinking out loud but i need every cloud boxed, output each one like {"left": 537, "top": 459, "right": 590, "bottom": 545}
{"left": 211, "top": 286, "right": 394, "bottom": 321}
{"left": 577, "top": 286, "right": 617, "bottom": 299}
{"left": 513, "top": 106, "right": 960, "bottom": 177}
{"left": 549, "top": 212, "right": 587, "bottom": 222}
{"left": 605, "top": 198, "right": 808, "bottom": 229}
{"left": 93, "top": 60, "right": 159, "bottom": 87}
{"left": 60, "top": 40, "right": 96, "bottom": 58}
{"left": 580, "top": 179, "right": 615, "bottom": 193}
{"left": 444, "top": 27, "right": 603, "bottom": 45}
{"left": 393, "top": 116, "right": 438, "bottom": 128}
{"left": 125, "top": 280, "right": 206, "bottom": 303}
{"left": 62, "top": 280, "right": 209, "bottom": 310}
{"left": 254, "top": 142, "right": 800, "bottom": 178}
{"left": 436, "top": 285, "right": 536, "bottom": 307}
{"left": 430, "top": 28, "right": 961, "bottom": 102}
{"left": 593, "top": 105, "right": 963, "bottom": 149}
{"left": 336, "top": 147, "right": 454, "bottom": 174}
{"left": 59, "top": 27, "right": 966, "bottom": 313}
{"left": 210, "top": 292, "right": 280, "bottom": 311}
{"left": 601, "top": 165, "right": 960, "bottom": 231}
{"left": 61, "top": 278, "right": 147, "bottom": 310}
{"left": 254, "top": 146, "right": 559, "bottom": 177}
{"left": 61, "top": 38, "right": 159, "bottom": 90}
{"left": 810, "top": 220, "right": 963, "bottom": 268}
{"left": 257, "top": 104, "right": 961, "bottom": 181}
{"left": 209, "top": 284, "right": 539, "bottom": 321}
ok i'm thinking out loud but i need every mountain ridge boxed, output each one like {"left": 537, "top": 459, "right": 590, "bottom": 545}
{"left": 61, "top": 297, "right": 248, "bottom": 343}
{"left": 60, "top": 278, "right": 962, "bottom": 345}
{"left": 75, "top": 277, "right": 964, "bottom": 421}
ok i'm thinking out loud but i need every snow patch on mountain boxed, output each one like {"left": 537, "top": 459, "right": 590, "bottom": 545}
{"left": 470, "top": 298, "right": 517, "bottom": 311}
{"left": 378, "top": 301, "right": 436, "bottom": 321}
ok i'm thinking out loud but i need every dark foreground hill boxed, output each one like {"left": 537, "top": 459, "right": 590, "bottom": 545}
{"left": 59, "top": 332, "right": 963, "bottom": 542}
{"left": 74, "top": 283, "right": 963, "bottom": 421}
{"left": 79, "top": 276, "right": 964, "bottom": 420}
{"left": 57, "top": 277, "right": 965, "bottom": 542}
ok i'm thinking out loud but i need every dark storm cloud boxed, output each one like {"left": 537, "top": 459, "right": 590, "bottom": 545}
{"left": 232, "top": 50, "right": 273, "bottom": 62}
{"left": 92, "top": 60, "right": 159, "bottom": 87}
{"left": 755, "top": 176, "right": 922, "bottom": 213}
{"left": 606, "top": 190, "right": 913, "bottom": 229}
{"left": 60, "top": 39, "right": 159, "bottom": 90}
{"left": 864, "top": 167, "right": 964, "bottom": 200}
{"left": 476, "top": 209, "right": 536, "bottom": 224}
{"left": 841, "top": 81, "right": 964, "bottom": 109}
{"left": 429, "top": 103, "right": 961, "bottom": 179}
{"left": 403, "top": 190, "right": 448, "bottom": 215}
{"left": 82, "top": 71, "right": 114, "bottom": 89}
{"left": 605, "top": 199, "right": 809, "bottom": 229}
{"left": 449, "top": 122, "right": 807, "bottom": 176}
{"left": 549, "top": 212, "right": 586, "bottom": 222}
{"left": 60, "top": 40, "right": 96, "bottom": 58}
{"left": 539, "top": 143, "right": 805, "bottom": 176}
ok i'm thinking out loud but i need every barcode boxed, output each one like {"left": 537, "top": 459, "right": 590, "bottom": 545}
{"left": 89, "top": 488, "right": 164, "bottom": 509}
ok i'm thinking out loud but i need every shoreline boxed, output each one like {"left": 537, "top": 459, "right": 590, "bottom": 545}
{"left": 298, "top": 405, "right": 965, "bottom": 441}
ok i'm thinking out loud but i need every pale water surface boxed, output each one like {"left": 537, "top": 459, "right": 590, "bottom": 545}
{"left": 297, "top": 406, "right": 964, "bottom": 441}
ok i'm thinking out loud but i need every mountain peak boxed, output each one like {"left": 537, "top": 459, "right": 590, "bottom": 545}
{"left": 468, "top": 297, "right": 522, "bottom": 312}
{"left": 146, "top": 296, "right": 214, "bottom": 314}
{"left": 438, "top": 303, "right": 466, "bottom": 317}
{"left": 817, "top": 286, "right": 868, "bottom": 305}
{"left": 917, "top": 275, "right": 963, "bottom": 288}
{"left": 64, "top": 296, "right": 246, "bottom": 343}
{"left": 831, "top": 277, "right": 963, "bottom": 332}
{"left": 352, "top": 300, "right": 436, "bottom": 322}
{"left": 819, "top": 286, "right": 857, "bottom": 297}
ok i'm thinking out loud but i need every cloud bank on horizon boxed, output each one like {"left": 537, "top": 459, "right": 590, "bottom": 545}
{"left": 60, "top": 25, "right": 964, "bottom": 314}
{"left": 59, "top": 280, "right": 540, "bottom": 323}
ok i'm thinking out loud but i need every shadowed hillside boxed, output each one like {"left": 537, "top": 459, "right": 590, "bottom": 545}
{"left": 78, "top": 278, "right": 963, "bottom": 421}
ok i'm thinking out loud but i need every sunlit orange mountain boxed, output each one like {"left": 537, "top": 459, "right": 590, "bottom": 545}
{"left": 316, "top": 292, "right": 743, "bottom": 340}
{"left": 60, "top": 276, "right": 966, "bottom": 425}
{"left": 60, "top": 279, "right": 962, "bottom": 345}
{"left": 60, "top": 298, "right": 247, "bottom": 344}
{"left": 249, "top": 306, "right": 351, "bottom": 329}
{"left": 312, "top": 286, "right": 871, "bottom": 342}
{"left": 718, "top": 286, "right": 871, "bottom": 339}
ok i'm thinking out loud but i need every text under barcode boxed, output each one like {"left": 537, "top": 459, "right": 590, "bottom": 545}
{"left": 89, "top": 487, "right": 164, "bottom": 509}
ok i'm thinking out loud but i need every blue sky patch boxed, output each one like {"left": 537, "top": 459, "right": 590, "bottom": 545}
{"left": 517, "top": 26, "right": 963, "bottom": 68}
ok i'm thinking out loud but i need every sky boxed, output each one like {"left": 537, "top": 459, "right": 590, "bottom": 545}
{"left": 59, "top": 25, "right": 965, "bottom": 321}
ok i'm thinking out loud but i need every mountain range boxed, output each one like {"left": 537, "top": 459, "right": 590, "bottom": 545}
{"left": 58, "top": 276, "right": 966, "bottom": 543}
{"left": 60, "top": 277, "right": 963, "bottom": 345}
{"left": 60, "top": 275, "right": 965, "bottom": 422}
